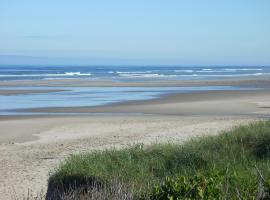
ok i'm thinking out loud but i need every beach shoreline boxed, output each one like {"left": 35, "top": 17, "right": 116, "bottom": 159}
{"left": 0, "top": 76, "right": 270, "bottom": 199}
{"left": 1, "top": 76, "right": 270, "bottom": 143}
{"left": 0, "top": 75, "right": 270, "bottom": 116}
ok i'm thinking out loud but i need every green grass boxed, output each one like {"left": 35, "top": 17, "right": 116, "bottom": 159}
{"left": 47, "top": 120, "right": 270, "bottom": 199}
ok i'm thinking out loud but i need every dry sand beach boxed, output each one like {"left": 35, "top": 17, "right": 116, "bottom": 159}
{"left": 0, "top": 77, "right": 270, "bottom": 199}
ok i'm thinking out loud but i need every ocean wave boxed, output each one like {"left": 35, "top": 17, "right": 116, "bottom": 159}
{"left": 118, "top": 72, "right": 269, "bottom": 78}
{"left": 174, "top": 70, "right": 194, "bottom": 73}
{"left": 118, "top": 73, "right": 177, "bottom": 78}
{"left": 197, "top": 70, "right": 226, "bottom": 73}
{"left": 42, "top": 77, "right": 78, "bottom": 80}
{"left": 63, "top": 72, "right": 91, "bottom": 76}
{"left": 224, "top": 68, "right": 263, "bottom": 71}
{"left": 0, "top": 72, "right": 91, "bottom": 77}
{"left": 116, "top": 71, "right": 153, "bottom": 74}
{"left": 197, "top": 68, "right": 264, "bottom": 73}
{"left": 193, "top": 73, "right": 268, "bottom": 77}
{"left": 199, "top": 68, "right": 263, "bottom": 72}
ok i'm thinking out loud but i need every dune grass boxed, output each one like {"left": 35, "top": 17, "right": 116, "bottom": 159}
{"left": 47, "top": 120, "right": 270, "bottom": 199}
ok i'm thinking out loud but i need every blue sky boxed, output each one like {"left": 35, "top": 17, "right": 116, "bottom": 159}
{"left": 0, "top": 0, "right": 270, "bottom": 65}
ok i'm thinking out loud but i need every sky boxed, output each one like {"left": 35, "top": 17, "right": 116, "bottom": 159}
{"left": 0, "top": 0, "right": 270, "bottom": 65}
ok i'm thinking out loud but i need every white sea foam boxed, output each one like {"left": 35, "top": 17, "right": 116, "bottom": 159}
{"left": 177, "top": 74, "right": 199, "bottom": 77}
{"left": 118, "top": 72, "right": 269, "bottom": 78}
{"left": 63, "top": 72, "right": 91, "bottom": 76}
{"left": 197, "top": 68, "right": 264, "bottom": 73}
{"left": 0, "top": 72, "right": 91, "bottom": 77}
{"left": 174, "top": 70, "right": 194, "bottom": 73}
{"left": 253, "top": 73, "right": 263, "bottom": 76}
{"left": 194, "top": 73, "right": 269, "bottom": 77}
{"left": 116, "top": 71, "right": 153, "bottom": 74}
{"left": 224, "top": 68, "right": 263, "bottom": 71}
{"left": 197, "top": 70, "right": 227, "bottom": 73}
{"left": 119, "top": 73, "right": 177, "bottom": 78}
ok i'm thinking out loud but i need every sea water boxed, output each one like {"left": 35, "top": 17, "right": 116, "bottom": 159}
{"left": 0, "top": 65, "right": 269, "bottom": 81}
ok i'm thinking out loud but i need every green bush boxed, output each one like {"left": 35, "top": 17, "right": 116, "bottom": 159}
{"left": 141, "top": 173, "right": 270, "bottom": 200}
{"left": 141, "top": 175, "right": 221, "bottom": 200}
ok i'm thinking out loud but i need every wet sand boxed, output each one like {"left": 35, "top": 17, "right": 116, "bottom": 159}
{"left": 0, "top": 89, "right": 67, "bottom": 95}
{"left": 22, "top": 89, "right": 270, "bottom": 117}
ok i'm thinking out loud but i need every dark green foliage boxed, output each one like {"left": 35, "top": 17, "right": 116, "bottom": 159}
{"left": 141, "top": 175, "right": 221, "bottom": 200}
{"left": 141, "top": 173, "right": 270, "bottom": 200}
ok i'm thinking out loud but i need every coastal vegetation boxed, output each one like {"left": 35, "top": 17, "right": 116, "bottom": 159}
{"left": 45, "top": 121, "right": 270, "bottom": 199}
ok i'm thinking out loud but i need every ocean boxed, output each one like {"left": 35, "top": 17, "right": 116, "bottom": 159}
{"left": 0, "top": 65, "right": 269, "bottom": 81}
{"left": 0, "top": 65, "right": 267, "bottom": 115}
